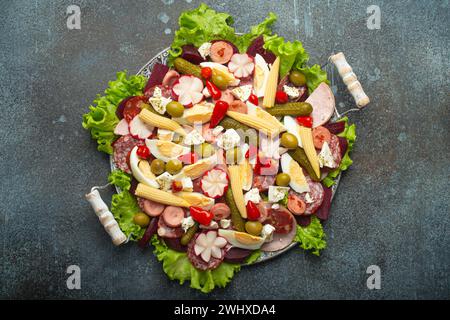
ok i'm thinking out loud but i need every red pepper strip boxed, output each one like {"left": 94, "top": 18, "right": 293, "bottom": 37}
{"left": 248, "top": 93, "right": 259, "bottom": 106}
{"left": 246, "top": 201, "right": 261, "bottom": 221}
{"left": 253, "top": 153, "right": 272, "bottom": 175}
{"left": 206, "top": 80, "right": 222, "bottom": 100}
{"left": 171, "top": 181, "right": 183, "bottom": 193}
{"left": 190, "top": 206, "right": 213, "bottom": 226}
{"left": 296, "top": 116, "right": 313, "bottom": 128}
{"left": 209, "top": 100, "right": 229, "bottom": 128}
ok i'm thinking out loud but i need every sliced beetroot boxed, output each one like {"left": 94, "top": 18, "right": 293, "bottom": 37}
{"left": 337, "top": 136, "right": 348, "bottom": 158}
{"left": 129, "top": 177, "right": 139, "bottom": 195}
{"left": 116, "top": 96, "right": 134, "bottom": 119}
{"left": 324, "top": 121, "right": 346, "bottom": 135}
{"left": 211, "top": 39, "right": 239, "bottom": 54}
{"left": 223, "top": 247, "right": 252, "bottom": 264}
{"left": 138, "top": 217, "right": 159, "bottom": 248}
{"left": 315, "top": 185, "right": 332, "bottom": 221}
{"left": 144, "top": 63, "right": 169, "bottom": 97}
{"left": 246, "top": 36, "right": 276, "bottom": 64}
{"left": 295, "top": 215, "right": 312, "bottom": 227}
{"left": 163, "top": 237, "right": 187, "bottom": 252}
{"left": 181, "top": 45, "right": 205, "bottom": 65}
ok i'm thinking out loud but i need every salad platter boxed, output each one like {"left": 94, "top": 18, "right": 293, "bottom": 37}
{"left": 83, "top": 4, "right": 368, "bottom": 292}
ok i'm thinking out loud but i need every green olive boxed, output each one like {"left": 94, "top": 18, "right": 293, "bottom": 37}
{"left": 280, "top": 132, "right": 299, "bottom": 149}
{"left": 245, "top": 221, "right": 263, "bottom": 236}
{"left": 201, "top": 143, "right": 215, "bottom": 158}
{"left": 276, "top": 173, "right": 291, "bottom": 187}
{"left": 225, "top": 147, "right": 242, "bottom": 164}
{"left": 289, "top": 70, "right": 307, "bottom": 86}
{"left": 166, "top": 101, "right": 184, "bottom": 118}
{"left": 133, "top": 212, "right": 150, "bottom": 227}
{"left": 166, "top": 159, "right": 183, "bottom": 175}
{"left": 211, "top": 73, "right": 228, "bottom": 90}
{"left": 150, "top": 159, "right": 165, "bottom": 175}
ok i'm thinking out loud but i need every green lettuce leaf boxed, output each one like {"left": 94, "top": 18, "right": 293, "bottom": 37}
{"left": 169, "top": 3, "right": 276, "bottom": 63}
{"left": 151, "top": 235, "right": 241, "bottom": 293}
{"left": 298, "top": 64, "right": 329, "bottom": 93}
{"left": 82, "top": 71, "right": 147, "bottom": 154}
{"left": 245, "top": 250, "right": 262, "bottom": 265}
{"left": 108, "top": 170, "right": 131, "bottom": 191}
{"left": 110, "top": 190, "right": 144, "bottom": 241}
{"left": 294, "top": 216, "right": 327, "bottom": 256}
{"left": 322, "top": 117, "right": 357, "bottom": 187}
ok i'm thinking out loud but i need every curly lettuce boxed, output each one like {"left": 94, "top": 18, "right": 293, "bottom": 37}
{"left": 151, "top": 235, "right": 241, "bottom": 293}
{"left": 108, "top": 170, "right": 131, "bottom": 191}
{"left": 82, "top": 71, "right": 146, "bottom": 154}
{"left": 322, "top": 117, "right": 357, "bottom": 187}
{"left": 294, "top": 216, "right": 327, "bottom": 256}
{"left": 169, "top": 3, "right": 276, "bottom": 63}
{"left": 110, "top": 190, "right": 144, "bottom": 241}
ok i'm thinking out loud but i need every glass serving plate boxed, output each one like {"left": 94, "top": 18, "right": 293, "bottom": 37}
{"left": 110, "top": 47, "right": 342, "bottom": 265}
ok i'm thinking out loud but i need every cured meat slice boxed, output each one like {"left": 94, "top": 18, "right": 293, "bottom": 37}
{"left": 112, "top": 135, "right": 145, "bottom": 174}
{"left": 157, "top": 214, "right": 184, "bottom": 239}
{"left": 211, "top": 203, "right": 231, "bottom": 221}
{"left": 315, "top": 185, "right": 332, "bottom": 221}
{"left": 328, "top": 134, "right": 342, "bottom": 167}
{"left": 288, "top": 175, "right": 324, "bottom": 215}
{"left": 264, "top": 207, "right": 294, "bottom": 234}
{"left": 224, "top": 247, "right": 252, "bottom": 264}
{"left": 257, "top": 201, "right": 270, "bottom": 223}
{"left": 137, "top": 197, "right": 165, "bottom": 217}
{"left": 252, "top": 175, "right": 275, "bottom": 192}
{"left": 187, "top": 233, "right": 224, "bottom": 271}
{"left": 261, "top": 218, "right": 297, "bottom": 252}
{"left": 295, "top": 215, "right": 312, "bottom": 227}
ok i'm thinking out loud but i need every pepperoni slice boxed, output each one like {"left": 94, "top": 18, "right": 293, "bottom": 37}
{"left": 211, "top": 203, "right": 231, "bottom": 221}
{"left": 264, "top": 207, "right": 294, "bottom": 234}
{"left": 139, "top": 198, "right": 165, "bottom": 217}
{"left": 328, "top": 135, "right": 342, "bottom": 167}
{"left": 162, "top": 206, "right": 185, "bottom": 228}
{"left": 113, "top": 135, "right": 145, "bottom": 174}
{"left": 187, "top": 233, "right": 224, "bottom": 271}
{"left": 312, "top": 126, "right": 331, "bottom": 149}
{"left": 287, "top": 194, "right": 306, "bottom": 215}
{"left": 288, "top": 175, "right": 324, "bottom": 215}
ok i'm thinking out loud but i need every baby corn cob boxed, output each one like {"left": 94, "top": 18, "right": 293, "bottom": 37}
{"left": 298, "top": 127, "right": 321, "bottom": 178}
{"left": 135, "top": 183, "right": 190, "bottom": 207}
{"left": 262, "top": 56, "right": 280, "bottom": 108}
{"left": 228, "top": 165, "right": 247, "bottom": 218}
{"left": 226, "top": 111, "right": 285, "bottom": 136}
{"left": 139, "top": 109, "right": 186, "bottom": 136}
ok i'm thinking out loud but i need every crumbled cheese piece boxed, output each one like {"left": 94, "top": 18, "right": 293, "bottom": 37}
{"left": 181, "top": 216, "right": 195, "bottom": 232}
{"left": 271, "top": 203, "right": 280, "bottom": 209}
{"left": 155, "top": 172, "right": 174, "bottom": 191}
{"left": 157, "top": 128, "right": 175, "bottom": 141}
{"left": 198, "top": 42, "right": 212, "bottom": 59}
{"left": 268, "top": 186, "right": 289, "bottom": 203}
{"left": 149, "top": 87, "right": 172, "bottom": 115}
{"left": 220, "top": 219, "right": 231, "bottom": 229}
{"left": 304, "top": 193, "right": 314, "bottom": 204}
{"left": 199, "top": 220, "right": 219, "bottom": 229}
{"left": 261, "top": 224, "right": 276, "bottom": 242}
{"left": 318, "top": 142, "right": 336, "bottom": 168}
{"left": 202, "top": 86, "right": 211, "bottom": 98}
{"left": 212, "top": 125, "right": 224, "bottom": 136}
{"left": 183, "top": 129, "right": 205, "bottom": 146}
{"left": 283, "top": 85, "right": 300, "bottom": 99}
{"left": 180, "top": 177, "right": 193, "bottom": 192}
{"left": 217, "top": 129, "right": 241, "bottom": 150}
{"left": 244, "top": 188, "right": 261, "bottom": 205}
{"left": 231, "top": 85, "right": 253, "bottom": 101}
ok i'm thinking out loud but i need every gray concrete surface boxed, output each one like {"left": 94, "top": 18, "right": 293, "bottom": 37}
{"left": 0, "top": 0, "right": 449, "bottom": 299}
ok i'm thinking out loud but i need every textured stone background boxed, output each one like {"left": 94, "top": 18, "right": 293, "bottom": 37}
{"left": 0, "top": 0, "right": 448, "bottom": 299}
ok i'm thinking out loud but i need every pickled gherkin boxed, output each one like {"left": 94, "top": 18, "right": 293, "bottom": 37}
{"left": 225, "top": 188, "right": 245, "bottom": 232}
{"left": 288, "top": 147, "right": 321, "bottom": 182}
{"left": 267, "top": 102, "right": 313, "bottom": 117}
{"left": 173, "top": 58, "right": 202, "bottom": 79}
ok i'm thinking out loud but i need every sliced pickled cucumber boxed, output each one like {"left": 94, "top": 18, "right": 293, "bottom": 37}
{"left": 173, "top": 57, "right": 202, "bottom": 78}
{"left": 267, "top": 102, "right": 313, "bottom": 117}
{"left": 225, "top": 188, "right": 245, "bottom": 232}
{"left": 218, "top": 117, "right": 259, "bottom": 145}
{"left": 288, "top": 147, "right": 320, "bottom": 182}
{"left": 180, "top": 222, "right": 199, "bottom": 246}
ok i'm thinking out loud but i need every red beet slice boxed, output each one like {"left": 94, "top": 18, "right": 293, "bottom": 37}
{"left": 181, "top": 45, "right": 205, "bottom": 65}
{"left": 295, "top": 215, "right": 312, "bottom": 227}
{"left": 246, "top": 36, "right": 276, "bottom": 64}
{"left": 315, "top": 185, "right": 332, "bottom": 221}
{"left": 115, "top": 96, "right": 133, "bottom": 119}
{"left": 337, "top": 136, "right": 348, "bottom": 158}
{"left": 144, "top": 63, "right": 169, "bottom": 97}
{"left": 129, "top": 178, "right": 139, "bottom": 195}
{"left": 224, "top": 247, "right": 252, "bottom": 264}
{"left": 138, "top": 217, "right": 159, "bottom": 248}
{"left": 324, "top": 121, "right": 346, "bottom": 135}
{"left": 163, "top": 237, "right": 187, "bottom": 252}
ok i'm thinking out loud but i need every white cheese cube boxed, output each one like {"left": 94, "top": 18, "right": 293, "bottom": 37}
{"left": 198, "top": 42, "right": 212, "bottom": 60}
{"left": 217, "top": 129, "right": 241, "bottom": 150}
{"left": 199, "top": 220, "right": 219, "bottom": 230}
{"left": 268, "top": 186, "right": 289, "bottom": 203}
{"left": 318, "top": 142, "right": 336, "bottom": 168}
{"left": 212, "top": 125, "right": 224, "bottom": 136}
{"left": 202, "top": 86, "right": 211, "bottom": 98}
{"left": 180, "top": 177, "right": 193, "bottom": 192}
{"left": 244, "top": 188, "right": 262, "bottom": 205}
{"left": 181, "top": 216, "right": 195, "bottom": 233}
{"left": 283, "top": 85, "right": 300, "bottom": 99}
{"left": 304, "top": 193, "right": 314, "bottom": 204}
{"left": 271, "top": 203, "right": 280, "bottom": 209}
{"left": 155, "top": 172, "right": 174, "bottom": 191}
{"left": 220, "top": 219, "right": 231, "bottom": 229}
{"left": 231, "top": 85, "right": 253, "bottom": 101}
{"left": 261, "top": 224, "right": 276, "bottom": 242}
{"left": 183, "top": 129, "right": 205, "bottom": 146}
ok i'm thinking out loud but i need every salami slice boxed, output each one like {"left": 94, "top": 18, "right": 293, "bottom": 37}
{"left": 157, "top": 214, "right": 184, "bottom": 239}
{"left": 328, "top": 134, "right": 342, "bottom": 168}
{"left": 211, "top": 203, "right": 231, "bottom": 221}
{"left": 264, "top": 207, "right": 294, "bottom": 234}
{"left": 187, "top": 234, "right": 224, "bottom": 271}
{"left": 288, "top": 175, "right": 324, "bottom": 215}
{"left": 252, "top": 175, "right": 275, "bottom": 192}
{"left": 137, "top": 197, "right": 165, "bottom": 217}
{"left": 112, "top": 135, "right": 144, "bottom": 174}
{"left": 261, "top": 218, "right": 297, "bottom": 252}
